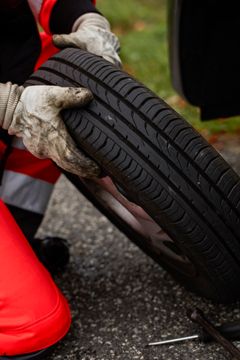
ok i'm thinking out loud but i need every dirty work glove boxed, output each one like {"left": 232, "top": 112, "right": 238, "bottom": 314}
{"left": 0, "top": 82, "right": 100, "bottom": 178}
{"left": 53, "top": 13, "right": 121, "bottom": 67}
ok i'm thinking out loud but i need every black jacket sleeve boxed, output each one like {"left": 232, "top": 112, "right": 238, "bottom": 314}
{"left": 50, "top": 0, "right": 101, "bottom": 34}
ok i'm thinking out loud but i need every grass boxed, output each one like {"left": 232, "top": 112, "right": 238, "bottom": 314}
{"left": 97, "top": 0, "right": 240, "bottom": 137}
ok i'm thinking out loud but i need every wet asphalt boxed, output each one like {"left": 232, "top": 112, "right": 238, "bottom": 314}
{"left": 38, "top": 139, "right": 240, "bottom": 360}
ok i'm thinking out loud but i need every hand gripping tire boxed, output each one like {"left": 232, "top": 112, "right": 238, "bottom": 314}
{"left": 26, "top": 48, "right": 240, "bottom": 303}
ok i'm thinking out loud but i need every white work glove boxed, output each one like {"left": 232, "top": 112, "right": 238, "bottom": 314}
{"left": 53, "top": 13, "right": 121, "bottom": 67}
{"left": 0, "top": 82, "right": 100, "bottom": 178}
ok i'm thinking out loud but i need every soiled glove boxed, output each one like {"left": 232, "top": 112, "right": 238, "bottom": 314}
{"left": 0, "top": 82, "right": 100, "bottom": 178}
{"left": 53, "top": 13, "right": 121, "bottom": 67}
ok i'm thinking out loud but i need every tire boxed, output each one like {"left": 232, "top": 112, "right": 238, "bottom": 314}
{"left": 26, "top": 48, "right": 240, "bottom": 303}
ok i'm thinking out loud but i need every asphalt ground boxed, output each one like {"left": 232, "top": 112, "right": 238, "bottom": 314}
{"left": 38, "top": 138, "right": 240, "bottom": 360}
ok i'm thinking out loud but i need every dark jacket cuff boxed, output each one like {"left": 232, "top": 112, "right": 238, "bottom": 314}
{"left": 50, "top": 0, "right": 101, "bottom": 34}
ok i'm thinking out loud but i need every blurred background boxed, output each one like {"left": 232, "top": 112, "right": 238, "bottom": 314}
{"left": 98, "top": 0, "right": 240, "bottom": 146}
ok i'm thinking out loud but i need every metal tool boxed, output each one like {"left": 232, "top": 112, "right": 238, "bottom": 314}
{"left": 148, "top": 320, "right": 240, "bottom": 346}
{"left": 148, "top": 335, "right": 201, "bottom": 346}
{"left": 188, "top": 308, "right": 240, "bottom": 360}
{"left": 148, "top": 308, "right": 240, "bottom": 360}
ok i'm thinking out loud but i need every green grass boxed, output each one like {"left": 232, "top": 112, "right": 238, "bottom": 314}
{"left": 97, "top": 0, "right": 240, "bottom": 137}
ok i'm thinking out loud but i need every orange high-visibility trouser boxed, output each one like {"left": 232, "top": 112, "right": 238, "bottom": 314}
{"left": 0, "top": 200, "right": 71, "bottom": 356}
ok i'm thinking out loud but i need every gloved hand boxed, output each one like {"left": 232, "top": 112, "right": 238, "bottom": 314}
{"left": 0, "top": 82, "right": 100, "bottom": 178}
{"left": 53, "top": 13, "right": 121, "bottom": 67}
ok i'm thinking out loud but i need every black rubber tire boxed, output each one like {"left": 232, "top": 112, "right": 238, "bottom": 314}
{"left": 26, "top": 48, "right": 240, "bottom": 303}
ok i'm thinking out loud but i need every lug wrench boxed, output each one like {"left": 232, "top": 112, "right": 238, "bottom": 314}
{"left": 148, "top": 308, "right": 240, "bottom": 360}
{"left": 188, "top": 308, "right": 240, "bottom": 360}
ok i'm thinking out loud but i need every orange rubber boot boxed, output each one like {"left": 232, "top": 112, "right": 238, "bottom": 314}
{"left": 0, "top": 200, "right": 71, "bottom": 357}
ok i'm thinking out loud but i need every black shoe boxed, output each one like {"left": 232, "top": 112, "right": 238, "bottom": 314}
{"left": 30, "top": 237, "right": 70, "bottom": 274}
{"left": 0, "top": 346, "right": 53, "bottom": 359}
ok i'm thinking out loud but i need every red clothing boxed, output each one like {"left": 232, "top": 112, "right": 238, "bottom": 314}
{"left": 0, "top": 0, "right": 97, "bottom": 355}
{"left": 0, "top": 0, "right": 96, "bottom": 214}
{"left": 36, "top": 0, "right": 96, "bottom": 68}
{"left": 0, "top": 200, "right": 71, "bottom": 355}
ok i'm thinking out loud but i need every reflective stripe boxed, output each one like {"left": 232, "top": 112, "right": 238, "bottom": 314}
{"left": 0, "top": 170, "right": 54, "bottom": 214}
{"left": 27, "top": 0, "right": 43, "bottom": 19}
{"left": 11, "top": 137, "right": 26, "bottom": 150}
{"left": 0, "top": 138, "right": 61, "bottom": 183}
{"left": 5, "top": 143, "right": 61, "bottom": 184}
